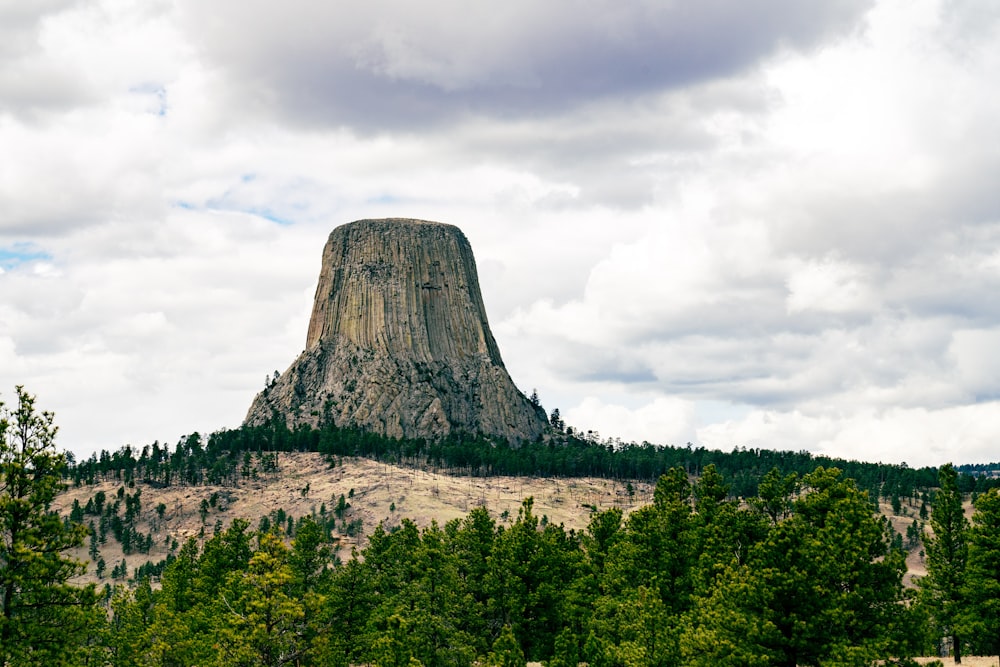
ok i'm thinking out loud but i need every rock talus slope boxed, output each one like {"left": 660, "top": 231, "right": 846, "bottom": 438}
{"left": 245, "top": 218, "right": 548, "bottom": 442}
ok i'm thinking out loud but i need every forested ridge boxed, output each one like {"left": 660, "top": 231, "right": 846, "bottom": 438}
{"left": 7, "top": 387, "right": 1000, "bottom": 666}
{"left": 65, "top": 417, "right": 996, "bottom": 503}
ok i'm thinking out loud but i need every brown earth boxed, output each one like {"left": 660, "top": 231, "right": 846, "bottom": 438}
{"left": 877, "top": 497, "right": 929, "bottom": 587}
{"left": 53, "top": 452, "right": 653, "bottom": 585}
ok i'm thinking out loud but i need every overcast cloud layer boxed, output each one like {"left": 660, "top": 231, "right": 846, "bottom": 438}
{"left": 2, "top": 0, "right": 998, "bottom": 468}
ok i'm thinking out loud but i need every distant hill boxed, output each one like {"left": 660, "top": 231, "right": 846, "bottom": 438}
{"left": 55, "top": 452, "right": 653, "bottom": 586}
{"left": 956, "top": 462, "right": 1000, "bottom": 478}
{"left": 58, "top": 419, "right": 991, "bottom": 588}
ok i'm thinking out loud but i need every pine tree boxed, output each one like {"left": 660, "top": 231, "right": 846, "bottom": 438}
{"left": 751, "top": 467, "right": 798, "bottom": 524}
{"left": 962, "top": 487, "right": 1000, "bottom": 662}
{"left": 921, "top": 463, "right": 969, "bottom": 663}
{"left": 216, "top": 532, "right": 305, "bottom": 667}
{"left": 683, "top": 467, "right": 907, "bottom": 667}
{"left": 487, "top": 625, "right": 526, "bottom": 667}
{"left": 0, "top": 386, "right": 101, "bottom": 665}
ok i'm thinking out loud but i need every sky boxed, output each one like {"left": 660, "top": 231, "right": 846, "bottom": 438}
{"left": 1, "top": 0, "right": 999, "bottom": 468}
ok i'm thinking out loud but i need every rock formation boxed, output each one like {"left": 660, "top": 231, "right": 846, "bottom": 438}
{"left": 245, "top": 218, "right": 548, "bottom": 442}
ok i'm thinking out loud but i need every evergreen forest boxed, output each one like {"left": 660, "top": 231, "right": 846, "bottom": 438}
{"left": 5, "top": 386, "right": 1000, "bottom": 666}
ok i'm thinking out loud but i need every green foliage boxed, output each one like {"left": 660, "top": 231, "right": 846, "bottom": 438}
{"left": 69, "top": 418, "right": 970, "bottom": 506}
{"left": 961, "top": 487, "right": 1000, "bottom": 660}
{"left": 681, "top": 564, "right": 782, "bottom": 667}
{"left": 750, "top": 467, "right": 798, "bottom": 523}
{"left": 683, "top": 467, "right": 908, "bottom": 667}
{"left": 692, "top": 463, "right": 728, "bottom": 517}
{"left": 583, "top": 507, "right": 622, "bottom": 575}
{"left": 0, "top": 386, "right": 102, "bottom": 665}
{"left": 486, "top": 625, "right": 525, "bottom": 667}
{"left": 215, "top": 532, "right": 305, "bottom": 666}
{"left": 920, "top": 463, "right": 969, "bottom": 661}
{"left": 289, "top": 515, "right": 332, "bottom": 595}
{"left": 549, "top": 626, "right": 580, "bottom": 667}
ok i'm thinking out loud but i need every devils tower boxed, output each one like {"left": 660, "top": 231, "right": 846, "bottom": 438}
{"left": 245, "top": 218, "right": 548, "bottom": 442}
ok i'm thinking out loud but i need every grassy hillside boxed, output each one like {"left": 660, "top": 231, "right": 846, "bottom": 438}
{"left": 55, "top": 452, "right": 654, "bottom": 585}
{"left": 56, "top": 446, "right": 954, "bottom": 591}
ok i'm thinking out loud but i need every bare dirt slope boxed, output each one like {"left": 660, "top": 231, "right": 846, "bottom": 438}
{"left": 55, "top": 452, "right": 941, "bottom": 590}
{"left": 878, "top": 498, "right": 929, "bottom": 587}
{"left": 880, "top": 494, "right": 978, "bottom": 588}
{"left": 54, "top": 452, "right": 653, "bottom": 583}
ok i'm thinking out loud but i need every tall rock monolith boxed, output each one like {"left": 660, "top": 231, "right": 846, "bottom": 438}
{"left": 245, "top": 218, "right": 548, "bottom": 442}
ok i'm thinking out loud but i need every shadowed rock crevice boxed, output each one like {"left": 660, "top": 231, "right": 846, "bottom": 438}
{"left": 245, "top": 218, "right": 548, "bottom": 442}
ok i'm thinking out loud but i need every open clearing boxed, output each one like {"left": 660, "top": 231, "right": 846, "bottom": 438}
{"left": 55, "top": 452, "right": 653, "bottom": 582}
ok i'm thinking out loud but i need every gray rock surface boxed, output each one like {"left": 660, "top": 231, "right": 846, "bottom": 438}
{"left": 245, "top": 218, "right": 548, "bottom": 442}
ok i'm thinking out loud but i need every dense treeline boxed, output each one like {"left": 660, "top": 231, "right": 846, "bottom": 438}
{"left": 66, "top": 418, "right": 993, "bottom": 504}
{"left": 955, "top": 462, "right": 1000, "bottom": 477}
{"left": 99, "top": 465, "right": 927, "bottom": 666}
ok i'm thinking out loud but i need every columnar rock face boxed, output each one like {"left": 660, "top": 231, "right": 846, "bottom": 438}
{"left": 245, "top": 218, "right": 548, "bottom": 442}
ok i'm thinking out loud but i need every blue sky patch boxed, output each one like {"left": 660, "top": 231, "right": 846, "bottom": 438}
{"left": 0, "top": 244, "right": 52, "bottom": 270}
{"left": 171, "top": 200, "right": 295, "bottom": 225}
{"left": 128, "top": 83, "right": 168, "bottom": 116}
{"left": 247, "top": 207, "right": 295, "bottom": 226}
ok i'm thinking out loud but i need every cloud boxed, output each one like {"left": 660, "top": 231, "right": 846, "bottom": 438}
{"left": 2, "top": 0, "right": 1000, "bottom": 471}
{"left": 0, "top": 0, "right": 90, "bottom": 115}
{"left": 497, "top": 0, "right": 1000, "bottom": 415}
{"left": 785, "top": 256, "right": 876, "bottom": 315}
{"left": 698, "top": 402, "right": 1000, "bottom": 468}
{"left": 0, "top": 0, "right": 180, "bottom": 119}
{"left": 0, "top": 212, "right": 321, "bottom": 455}
{"left": 948, "top": 328, "right": 1000, "bottom": 400}
{"left": 176, "top": 0, "right": 873, "bottom": 131}
{"left": 564, "top": 395, "right": 698, "bottom": 446}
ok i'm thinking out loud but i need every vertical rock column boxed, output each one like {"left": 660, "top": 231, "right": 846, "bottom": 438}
{"left": 245, "top": 218, "right": 548, "bottom": 443}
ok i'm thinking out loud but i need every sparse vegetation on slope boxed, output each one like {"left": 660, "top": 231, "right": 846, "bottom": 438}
{"left": 55, "top": 452, "right": 653, "bottom": 587}
{"left": 59, "top": 419, "right": 976, "bottom": 598}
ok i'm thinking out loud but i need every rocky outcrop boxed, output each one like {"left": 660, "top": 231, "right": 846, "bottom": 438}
{"left": 245, "top": 218, "right": 548, "bottom": 442}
